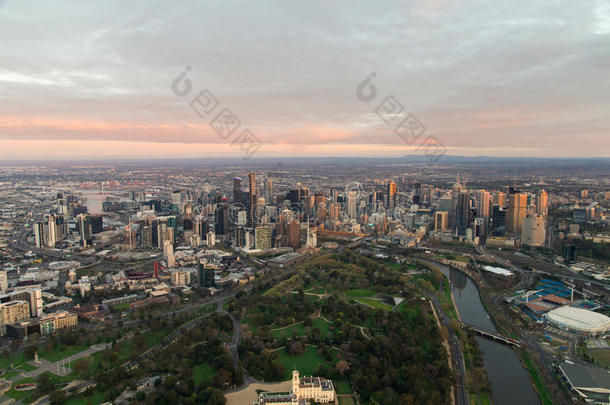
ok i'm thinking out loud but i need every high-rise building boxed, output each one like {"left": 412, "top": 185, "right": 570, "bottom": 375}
{"left": 506, "top": 192, "right": 528, "bottom": 234}
{"left": 413, "top": 182, "right": 421, "bottom": 205}
{"left": 264, "top": 177, "right": 273, "bottom": 203}
{"left": 536, "top": 189, "right": 548, "bottom": 216}
{"left": 233, "top": 177, "right": 242, "bottom": 204}
{"left": 77, "top": 213, "right": 93, "bottom": 247}
{"left": 247, "top": 172, "right": 257, "bottom": 228}
{"left": 455, "top": 190, "right": 471, "bottom": 235}
{"left": 288, "top": 219, "right": 301, "bottom": 249}
{"left": 0, "top": 301, "right": 29, "bottom": 335}
{"left": 434, "top": 211, "right": 449, "bottom": 230}
{"left": 494, "top": 192, "right": 507, "bottom": 208}
{"left": 521, "top": 214, "right": 546, "bottom": 247}
{"left": 255, "top": 226, "right": 272, "bottom": 250}
{"left": 33, "top": 222, "right": 45, "bottom": 248}
{"left": 346, "top": 190, "right": 357, "bottom": 218}
{"left": 386, "top": 180, "right": 397, "bottom": 210}
{"left": 491, "top": 205, "right": 506, "bottom": 236}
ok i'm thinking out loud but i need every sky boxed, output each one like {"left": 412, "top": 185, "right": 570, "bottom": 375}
{"left": 0, "top": 0, "right": 609, "bottom": 160}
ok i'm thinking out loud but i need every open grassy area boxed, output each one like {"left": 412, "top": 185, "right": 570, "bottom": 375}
{"left": 469, "top": 391, "right": 493, "bottom": 405}
{"left": 275, "top": 346, "right": 336, "bottom": 380}
{"left": 521, "top": 351, "right": 553, "bottom": 405}
{"left": 590, "top": 349, "right": 610, "bottom": 368}
{"left": 5, "top": 377, "right": 36, "bottom": 400}
{"left": 272, "top": 318, "right": 333, "bottom": 340}
{"left": 354, "top": 298, "right": 393, "bottom": 311}
{"left": 335, "top": 380, "right": 352, "bottom": 395}
{"left": 192, "top": 363, "right": 215, "bottom": 386}
{"left": 41, "top": 345, "right": 89, "bottom": 363}
{"left": 345, "top": 289, "right": 376, "bottom": 298}
{"left": 64, "top": 389, "right": 106, "bottom": 405}
{"left": 338, "top": 396, "right": 355, "bottom": 405}
{"left": 0, "top": 352, "right": 28, "bottom": 369}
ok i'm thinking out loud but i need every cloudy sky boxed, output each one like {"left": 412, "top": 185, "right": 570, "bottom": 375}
{"left": 0, "top": 0, "right": 609, "bottom": 159}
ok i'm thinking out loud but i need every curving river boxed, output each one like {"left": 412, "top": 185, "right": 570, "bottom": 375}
{"left": 436, "top": 263, "right": 540, "bottom": 405}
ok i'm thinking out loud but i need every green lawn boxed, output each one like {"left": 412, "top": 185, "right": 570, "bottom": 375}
{"left": 272, "top": 318, "right": 333, "bottom": 340}
{"left": 335, "top": 380, "right": 352, "bottom": 395}
{"left": 0, "top": 352, "right": 28, "bottom": 369}
{"left": 5, "top": 377, "right": 36, "bottom": 400}
{"left": 41, "top": 345, "right": 89, "bottom": 363}
{"left": 338, "top": 396, "right": 355, "bottom": 405}
{"left": 354, "top": 298, "right": 393, "bottom": 311}
{"left": 590, "top": 350, "right": 610, "bottom": 368}
{"left": 345, "top": 289, "right": 376, "bottom": 298}
{"left": 64, "top": 389, "right": 106, "bottom": 405}
{"left": 275, "top": 346, "right": 337, "bottom": 380}
{"left": 469, "top": 391, "right": 492, "bottom": 405}
{"left": 192, "top": 363, "right": 216, "bottom": 386}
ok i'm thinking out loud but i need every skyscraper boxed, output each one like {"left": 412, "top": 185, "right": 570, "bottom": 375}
{"left": 386, "top": 180, "right": 397, "bottom": 211}
{"left": 264, "top": 177, "right": 273, "bottom": 203}
{"left": 521, "top": 214, "right": 546, "bottom": 246}
{"left": 233, "top": 177, "right": 242, "bottom": 204}
{"left": 247, "top": 172, "right": 257, "bottom": 228}
{"left": 455, "top": 190, "right": 471, "bottom": 235}
{"left": 506, "top": 192, "right": 528, "bottom": 234}
{"left": 346, "top": 190, "right": 357, "bottom": 218}
{"left": 536, "top": 189, "right": 548, "bottom": 216}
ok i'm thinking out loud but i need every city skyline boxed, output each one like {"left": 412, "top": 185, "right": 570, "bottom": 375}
{"left": 1, "top": 0, "right": 609, "bottom": 159}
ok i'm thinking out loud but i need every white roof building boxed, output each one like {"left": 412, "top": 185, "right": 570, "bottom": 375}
{"left": 544, "top": 306, "right": 610, "bottom": 336}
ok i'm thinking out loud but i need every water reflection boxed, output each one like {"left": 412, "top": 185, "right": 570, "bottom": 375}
{"left": 434, "top": 262, "right": 540, "bottom": 405}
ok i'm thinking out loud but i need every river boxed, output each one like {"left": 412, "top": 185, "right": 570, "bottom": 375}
{"left": 437, "top": 263, "right": 540, "bottom": 405}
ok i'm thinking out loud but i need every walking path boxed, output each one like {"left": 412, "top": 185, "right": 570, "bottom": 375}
{"left": 23, "top": 343, "right": 110, "bottom": 377}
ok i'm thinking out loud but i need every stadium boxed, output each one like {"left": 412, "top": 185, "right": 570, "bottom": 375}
{"left": 543, "top": 306, "right": 610, "bottom": 337}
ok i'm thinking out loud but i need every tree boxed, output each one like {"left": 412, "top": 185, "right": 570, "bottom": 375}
{"left": 23, "top": 345, "right": 39, "bottom": 360}
{"left": 335, "top": 360, "right": 350, "bottom": 376}
{"left": 73, "top": 358, "right": 90, "bottom": 376}
{"left": 49, "top": 390, "right": 66, "bottom": 405}
{"left": 289, "top": 341, "right": 305, "bottom": 356}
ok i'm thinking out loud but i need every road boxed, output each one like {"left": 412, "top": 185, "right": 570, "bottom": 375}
{"left": 423, "top": 291, "right": 469, "bottom": 405}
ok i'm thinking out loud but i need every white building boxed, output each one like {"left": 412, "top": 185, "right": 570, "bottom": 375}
{"left": 256, "top": 370, "right": 336, "bottom": 405}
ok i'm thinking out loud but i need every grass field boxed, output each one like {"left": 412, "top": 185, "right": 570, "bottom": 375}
{"left": 345, "top": 289, "right": 376, "bottom": 298}
{"left": 64, "top": 389, "right": 105, "bottom": 405}
{"left": 275, "top": 346, "right": 336, "bottom": 380}
{"left": 469, "top": 391, "right": 493, "bottom": 405}
{"left": 5, "top": 377, "right": 36, "bottom": 400}
{"left": 338, "top": 396, "right": 356, "bottom": 405}
{"left": 590, "top": 349, "right": 610, "bottom": 368}
{"left": 41, "top": 345, "right": 89, "bottom": 363}
{"left": 354, "top": 298, "right": 393, "bottom": 311}
{"left": 335, "top": 380, "right": 352, "bottom": 395}
{"left": 272, "top": 318, "right": 333, "bottom": 340}
{"left": 192, "top": 363, "right": 216, "bottom": 386}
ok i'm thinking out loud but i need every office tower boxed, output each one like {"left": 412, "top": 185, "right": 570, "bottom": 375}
{"left": 386, "top": 180, "right": 397, "bottom": 210}
{"left": 346, "top": 190, "right": 357, "bottom": 218}
{"left": 77, "top": 214, "right": 93, "bottom": 247}
{"left": 247, "top": 172, "right": 257, "bottom": 228}
{"left": 33, "top": 222, "right": 45, "bottom": 248}
{"left": 413, "top": 182, "right": 421, "bottom": 205}
{"left": 450, "top": 176, "right": 463, "bottom": 228}
{"left": 521, "top": 214, "right": 546, "bottom": 247}
{"left": 12, "top": 289, "right": 43, "bottom": 318}
{"left": 288, "top": 219, "right": 301, "bottom": 249}
{"left": 473, "top": 218, "right": 485, "bottom": 240}
{"left": 90, "top": 215, "right": 103, "bottom": 234}
{"left": 206, "top": 230, "right": 216, "bottom": 247}
{"left": 536, "top": 189, "right": 548, "bottom": 216}
{"left": 454, "top": 190, "right": 470, "bottom": 236}
{"left": 0, "top": 271, "right": 7, "bottom": 294}
{"left": 563, "top": 244, "right": 576, "bottom": 264}
{"left": 198, "top": 262, "right": 215, "bottom": 288}
{"left": 494, "top": 192, "right": 507, "bottom": 208}
{"left": 0, "top": 301, "right": 29, "bottom": 335}
{"left": 438, "top": 196, "right": 453, "bottom": 213}
{"left": 435, "top": 211, "right": 449, "bottom": 230}
{"left": 477, "top": 191, "right": 491, "bottom": 220}
{"left": 491, "top": 205, "right": 506, "bottom": 236}
{"left": 233, "top": 177, "right": 242, "bottom": 204}
{"left": 255, "top": 226, "right": 272, "bottom": 250}
{"left": 506, "top": 192, "right": 528, "bottom": 234}
{"left": 215, "top": 204, "right": 230, "bottom": 235}
{"left": 264, "top": 177, "right": 273, "bottom": 203}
